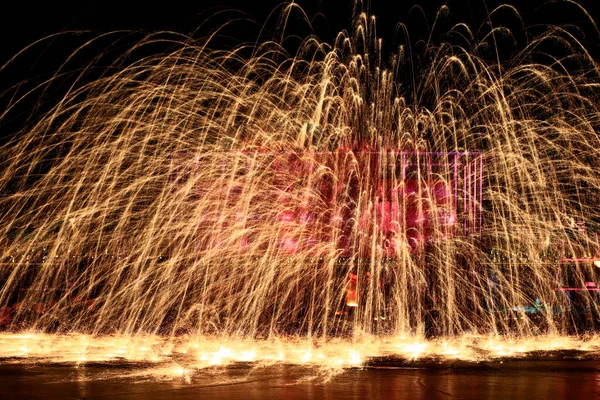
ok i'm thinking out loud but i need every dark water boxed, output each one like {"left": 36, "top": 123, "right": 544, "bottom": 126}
{"left": 1, "top": 359, "right": 600, "bottom": 400}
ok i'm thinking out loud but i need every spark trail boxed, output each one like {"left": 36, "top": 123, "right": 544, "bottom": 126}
{"left": 1, "top": 2, "right": 600, "bottom": 369}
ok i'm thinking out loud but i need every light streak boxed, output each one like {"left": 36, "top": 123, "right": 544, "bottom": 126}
{"left": 0, "top": 1, "right": 599, "bottom": 374}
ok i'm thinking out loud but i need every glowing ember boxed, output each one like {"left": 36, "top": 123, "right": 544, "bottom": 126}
{"left": 0, "top": 332, "right": 598, "bottom": 374}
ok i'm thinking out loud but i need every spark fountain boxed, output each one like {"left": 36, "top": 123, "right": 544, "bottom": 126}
{"left": 1, "top": 1, "right": 600, "bottom": 377}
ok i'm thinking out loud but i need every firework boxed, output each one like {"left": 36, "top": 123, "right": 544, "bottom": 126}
{"left": 1, "top": 1, "right": 600, "bottom": 370}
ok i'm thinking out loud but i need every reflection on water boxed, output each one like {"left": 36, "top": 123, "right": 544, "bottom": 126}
{"left": 2, "top": 362, "right": 600, "bottom": 400}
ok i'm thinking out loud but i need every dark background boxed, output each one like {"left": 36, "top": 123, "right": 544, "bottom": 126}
{"left": 0, "top": 0, "right": 599, "bottom": 140}
{"left": 2, "top": 0, "right": 599, "bottom": 63}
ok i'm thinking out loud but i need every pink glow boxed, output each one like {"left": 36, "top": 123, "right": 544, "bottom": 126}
{"left": 281, "top": 237, "right": 298, "bottom": 254}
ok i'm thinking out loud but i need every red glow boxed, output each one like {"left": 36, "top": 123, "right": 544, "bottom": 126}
{"left": 279, "top": 211, "right": 294, "bottom": 223}
{"left": 170, "top": 150, "right": 483, "bottom": 256}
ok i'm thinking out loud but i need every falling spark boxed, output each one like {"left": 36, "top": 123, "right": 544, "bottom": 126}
{"left": 1, "top": 1, "right": 600, "bottom": 373}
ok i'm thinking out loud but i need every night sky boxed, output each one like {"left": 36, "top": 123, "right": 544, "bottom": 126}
{"left": 2, "top": 1, "right": 599, "bottom": 60}
{"left": 1, "top": 0, "right": 599, "bottom": 140}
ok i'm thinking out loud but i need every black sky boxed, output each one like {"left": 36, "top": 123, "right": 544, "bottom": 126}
{"left": 2, "top": 1, "right": 599, "bottom": 58}
{"left": 1, "top": 0, "right": 599, "bottom": 130}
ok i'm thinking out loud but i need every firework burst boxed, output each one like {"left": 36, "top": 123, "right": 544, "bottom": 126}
{"left": 1, "top": 1, "right": 600, "bottom": 368}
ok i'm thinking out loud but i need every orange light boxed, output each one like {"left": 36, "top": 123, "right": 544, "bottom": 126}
{"left": 346, "top": 289, "right": 358, "bottom": 307}
{"left": 594, "top": 260, "right": 600, "bottom": 268}
{"left": 346, "top": 273, "right": 358, "bottom": 307}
